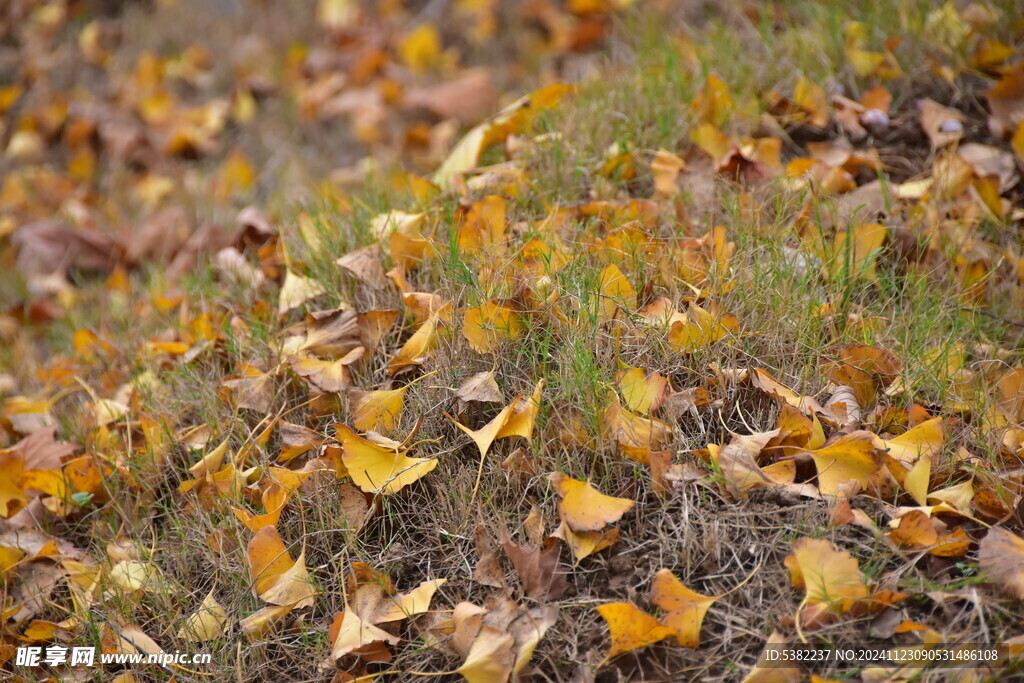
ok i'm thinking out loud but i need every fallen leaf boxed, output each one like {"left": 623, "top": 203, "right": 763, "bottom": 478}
{"left": 805, "top": 431, "right": 882, "bottom": 497}
{"left": 337, "top": 424, "right": 436, "bottom": 495}
{"left": 457, "top": 370, "right": 503, "bottom": 405}
{"left": 246, "top": 526, "right": 318, "bottom": 607}
{"left": 596, "top": 602, "right": 675, "bottom": 658}
{"left": 501, "top": 533, "right": 570, "bottom": 601}
{"left": 650, "top": 569, "right": 718, "bottom": 647}
{"left": 349, "top": 387, "right": 407, "bottom": 433}
{"left": 549, "top": 472, "right": 634, "bottom": 532}
{"left": 785, "top": 537, "right": 868, "bottom": 624}
{"left": 978, "top": 526, "right": 1024, "bottom": 600}
{"left": 177, "top": 590, "right": 229, "bottom": 641}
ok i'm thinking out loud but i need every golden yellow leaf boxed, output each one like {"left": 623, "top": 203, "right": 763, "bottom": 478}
{"left": 0, "top": 450, "right": 28, "bottom": 518}
{"left": 650, "top": 569, "right": 718, "bottom": 648}
{"left": 290, "top": 348, "right": 364, "bottom": 393}
{"left": 463, "top": 300, "right": 522, "bottom": 353}
{"left": 110, "top": 560, "right": 165, "bottom": 595}
{"left": 373, "top": 578, "right": 446, "bottom": 624}
{"left": 650, "top": 148, "right": 686, "bottom": 194}
{"left": 337, "top": 424, "right": 436, "bottom": 495}
{"left": 398, "top": 23, "right": 442, "bottom": 73}
{"left": 602, "top": 391, "right": 672, "bottom": 460}
{"left": 495, "top": 379, "right": 544, "bottom": 441}
{"left": 617, "top": 368, "right": 669, "bottom": 415}
{"left": 232, "top": 483, "right": 288, "bottom": 532}
{"left": 456, "top": 625, "right": 515, "bottom": 683}
{"left": 450, "top": 391, "right": 511, "bottom": 448}
{"left": 597, "top": 264, "right": 635, "bottom": 323}
{"left": 903, "top": 455, "right": 931, "bottom": 506}
{"left": 177, "top": 590, "right": 229, "bottom": 642}
{"left": 278, "top": 269, "right": 326, "bottom": 315}
{"left": 711, "top": 430, "right": 779, "bottom": 499}
{"left": 785, "top": 537, "right": 868, "bottom": 615}
{"left": 388, "top": 315, "right": 438, "bottom": 375}
{"left": 596, "top": 602, "right": 675, "bottom": 658}
{"left": 667, "top": 303, "right": 733, "bottom": 352}
{"left": 349, "top": 387, "right": 407, "bottom": 433}
{"left": 549, "top": 472, "right": 634, "bottom": 532}
{"left": 805, "top": 431, "right": 881, "bottom": 497}
{"left": 458, "top": 195, "right": 506, "bottom": 254}
{"left": 551, "top": 521, "right": 619, "bottom": 564}
{"left": 874, "top": 418, "right": 945, "bottom": 465}
{"left": 240, "top": 604, "right": 294, "bottom": 641}
{"left": 246, "top": 526, "right": 317, "bottom": 607}
{"left": 432, "top": 83, "right": 572, "bottom": 188}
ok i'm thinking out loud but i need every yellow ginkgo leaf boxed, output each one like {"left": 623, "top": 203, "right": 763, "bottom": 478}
{"left": 278, "top": 269, "right": 326, "bottom": 315}
{"left": 602, "top": 391, "right": 672, "bottom": 461}
{"left": 597, "top": 264, "right": 635, "bottom": 323}
{"left": 617, "top": 368, "right": 670, "bottom": 415}
{"left": 667, "top": 303, "right": 734, "bottom": 352}
{"left": 495, "top": 379, "right": 544, "bottom": 441}
{"left": 373, "top": 578, "right": 446, "bottom": 624}
{"left": 872, "top": 417, "right": 944, "bottom": 465}
{"left": 450, "top": 399, "right": 517, "bottom": 503}
{"left": 349, "top": 387, "right": 407, "bottom": 433}
{"left": 832, "top": 223, "right": 887, "bottom": 282}
{"left": 432, "top": 82, "right": 572, "bottom": 189}
{"left": 290, "top": 347, "right": 364, "bottom": 393}
{"left": 551, "top": 521, "right": 619, "bottom": 564}
{"left": 903, "top": 455, "right": 931, "bottom": 506}
{"left": 650, "top": 569, "right": 717, "bottom": 648}
{"left": 388, "top": 315, "right": 438, "bottom": 375}
{"left": 549, "top": 472, "right": 635, "bottom": 533}
{"left": 805, "top": 431, "right": 881, "bottom": 497}
{"left": 450, "top": 400, "right": 517, "bottom": 460}
{"left": 456, "top": 625, "right": 515, "bottom": 683}
{"left": 458, "top": 195, "right": 506, "bottom": 254}
{"left": 463, "top": 300, "right": 522, "bottom": 353}
{"left": 231, "top": 483, "right": 287, "bottom": 532}
{"left": 785, "top": 537, "right": 868, "bottom": 615}
{"left": 110, "top": 559, "right": 165, "bottom": 594}
{"left": 177, "top": 590, "right": 229, "bottom": 642}
{"left": 596, "top": 602, "right": 675, "bottom": 658}
{"left": 398, "top": 22, "right": 442, "bottom": 73}
{"left": 337, "top": 425, "right": 436, "bottom": 495}
{"left": 246, "top": 526, "right": 318, "bottom": 607}
{"left": 240, "top": 604, "right": 295, "bottom": 641}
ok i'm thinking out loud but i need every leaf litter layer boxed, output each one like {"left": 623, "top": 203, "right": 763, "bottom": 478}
{"left": 3, "top": 0, "right": 1024, "bottom": 681}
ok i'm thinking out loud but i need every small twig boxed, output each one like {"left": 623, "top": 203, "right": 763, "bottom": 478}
{"left": 952, "top": 305, "right": 1024, "bottom": 328}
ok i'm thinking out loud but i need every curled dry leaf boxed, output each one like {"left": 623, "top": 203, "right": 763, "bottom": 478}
{"left": 457, "top": 370, "right": 503, "bottom": 404}
{"left": 978, "top": 526, "right": 1024, "bottom": 600}
{"left": 501, "top": 532, "right": 570, "bottom": 602}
